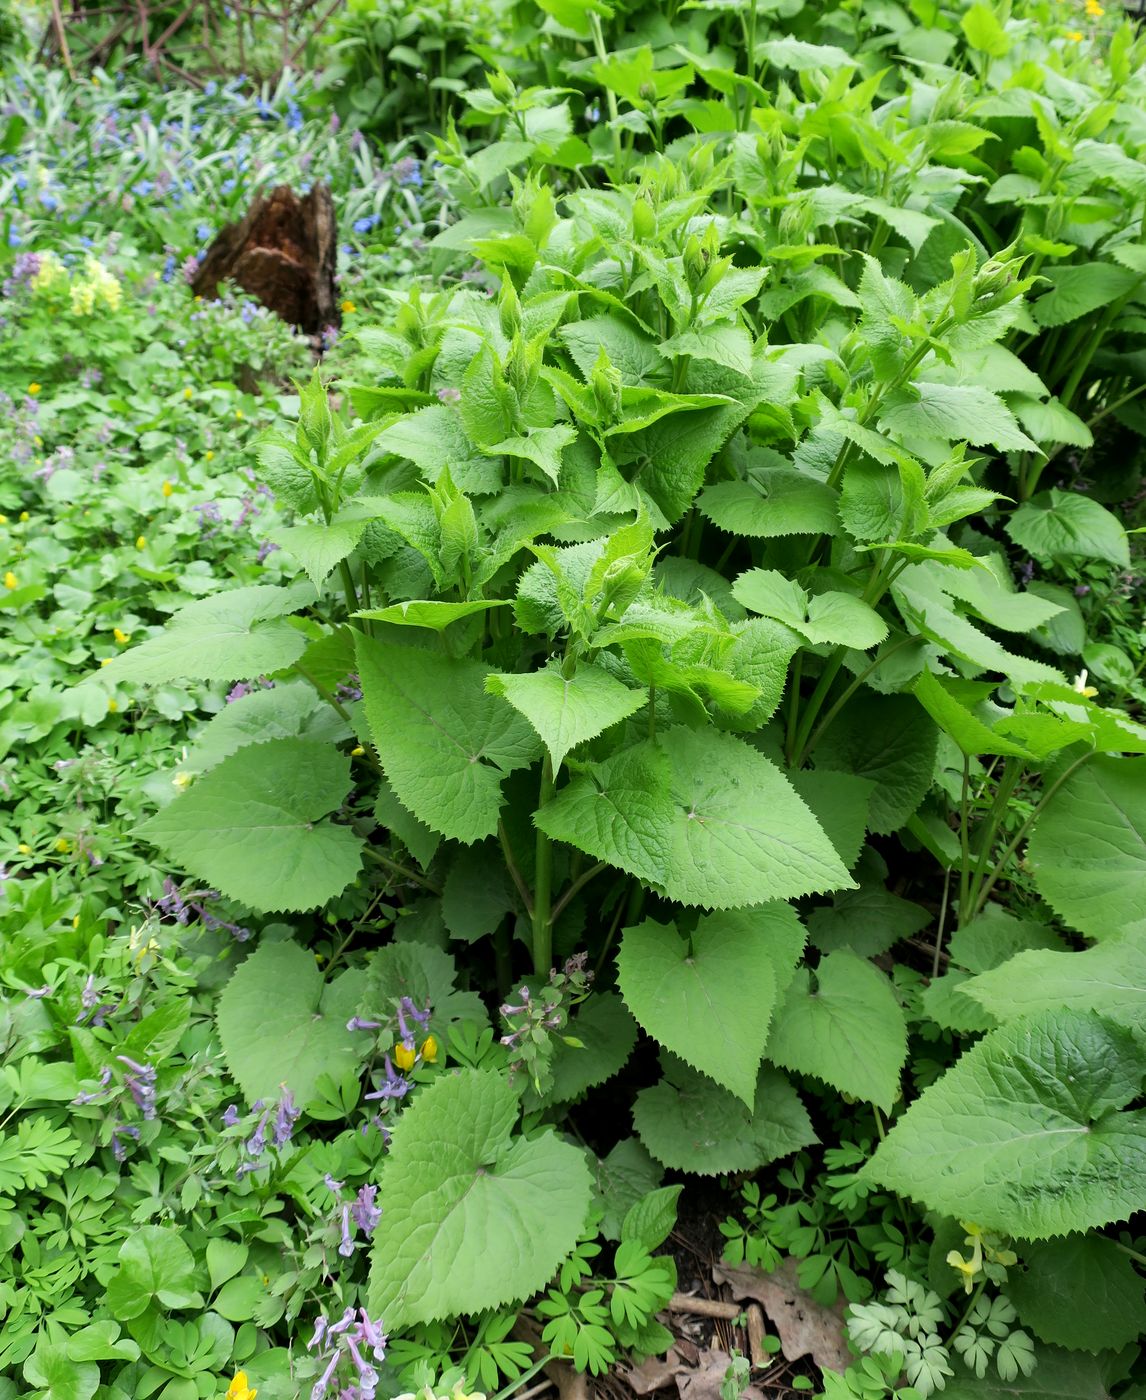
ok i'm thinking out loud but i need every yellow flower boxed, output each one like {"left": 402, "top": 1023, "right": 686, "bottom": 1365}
{"left": 17, "top": 843, "right": 31, "bottom": 855}
{"left": 55, "top": 838, "right": 70, "bottom": 853}
{"left": 420, "top": 1034, "right": 439, "bottom": 1064}
{"left": 28, "top": 382, "right": 41, "bottom": 396}
{"left": 113, "top": 627, "right": 130, "bottom": 645}
{"left": 351, "top": 745, "right": 365, "bottom": 756}
{"left": 0, "top": 515, "right": 6, "bottom": 524}
{"left": 19, "top": 511, "right": 29, "bottom": 521}
{"left": 100, "top": 658, "right": 112, "bottom": 667}
{"left": 4, "top": 571, "right": 17, "bottom": 590}
{"left": 1085, "top": 0, "right": 1104, "bottom": 15}
{"left": 206, "top": 450, "right": 215, "bottom": 461}
{"left": 162, "top": 480, "right": 174, "bottom": 497}
{"left": 184, "top": 387, "right": 193, "bottom": 400}
{"left": 172, "top": 771, "right": 194, "bottom": 792}
{"left": 73, "top": 915, "right": 80, "bottom": 929}
{"left": 107, "top": 699, "right": 119, "bottom": 713}
{"left": 342, "top": 299, "right": 357, "bottom": 314}
{"left": 235, "top": 409, "right": 244, "bottom": 420}
{"left": 1066, "top": 28, "right": 1083, "bottom": 38}
{"left": 393, "top": 1041, "right": 417, "bottom": 1072}
{"left": 33, "top": 435, "right": 42, "bottom": 447}
{"left": 136, "top": 536, "right": 146, "bottom": 550}
{"left": 225, "top": 1372, "right": 257, "bottom": 1400}
{"left": 1073, "top": 669, "right": 1098, "bottom": 698}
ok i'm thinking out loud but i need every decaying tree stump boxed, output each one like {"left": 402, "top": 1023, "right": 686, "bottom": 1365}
{"left": 191, "top": 183, "right": 340, "bottom": 335}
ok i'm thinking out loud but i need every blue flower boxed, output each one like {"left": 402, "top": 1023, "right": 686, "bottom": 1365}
{"left": 287, "top": 100, "right": 303, "bottom": 130}
{"left": 352, "top": 213, "right": 379, "bottom": 235}
{"left": 39, "top": 192, "right": 58, "bottom": 210}
{"left": 196, "top": 223, "right": 211, "bottom": 242}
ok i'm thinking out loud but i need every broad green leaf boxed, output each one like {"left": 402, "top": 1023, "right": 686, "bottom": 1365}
{"left": 106, "top": 1226, "right": 200, "bottom": 1320}
{"left": 617, "top": 905, "right": 805, "bottom": 1106}
{"left": 1006, "top": 490, "right": 1129, "bottom": 567}
{"left": 616, "top": 403, "right": 750, "bottom": 523}
{"left": 863, "top": 1009, "right": 1146, "bottom": 1238}
{"left": 1028, "top": 755, "right": 1146, "bottom": 940}
{"left": 547, "top": 993, "right": 639, "bottom": 1104}
{"left": 356, "top": 599, "right": 511, "bottom": 631}
{"left": 914, "top": 669, "right": 1034, "bottom": 759}
{"left": 633, "top": 1060, "right": 816, "bottom": 1174}
{"left": 183, "top": 682, "right": 350, "bottom": 774}
{"left": 217, "top": 940, "right": 366, "bottom": 1103}
{"left": 839, "top": 458, "right": 927, "bottom": 542}
{"left": 879, "top": 383, "right": 1037, "bottom": 453}
{"left": 1008, "top": 1236, "right": 1146, "bottom": 1353}
{"left": 758, "top": 37, "right": 853, "bottom": 69}
{"left": 1011, "top": 395, "right": 1093, "bottom": 450}
{"left": 138, "top": 739, "right": 363, "bottom": 913}
{"left": 698, "top": 473, "right": 840, "bottom": 540}
{"left": 536, "top": 728, "right": 851, "bottom": 909}
{"left": 765, "top": 950, "right": 907, "bottom": 1112}
{"left": 732, "top": 569, "right": 888, "bottom": 649}
{"left": 940, "top": 1344, "right": 1109, "bottom": 1399}
{"left": 807, "top": 885, "right": 930, "bottom": 957}
{"left": 948, "top": 904, "right": 1069, "bottom": 973}
{"left": 375, "top": 404, "right": 501, "bottom": 495}
{"left": 1032, "top": 263, "right": 1140, "bottom": 329}
{"left": 357, "top": 637, "right": 541, "bottom": 843}
{"left": 815, "top": 692, "right": 939, "bottom": 835}
{"left": 788, "top": 769, "right": 874, "bottom": 870}
{"left": 963, "top": 927, "right": 1146, "bottom": 1035}
{"left": 486, "top": 663, "right": 647, "bottom": 770}
{"left": 376, "top": 778, "right": 442, "bottom": 869}
{"left": 22, "top": 1342, "right": 99, "bottom": 1400}
{"left": 362, "top": 941, "right": 486, "bottom": 1041}
{"left": 961, "top": 3, "right": 1010, "bottom": 56}
{"left": 271, "top": 518, "right": 367, "bottom": 589}
{"left": 64, "top": 1322, "right": 139, "bottom": 1364}
{"left": 98, "top": 583, "right": 313, "bottom": 685}
{"left": 367, "top": 1068, "right": 592, "bottom": 1327}
{"left": 621, "top": 1185, "right": 683, "bottom": 1251}
{"left": 592, "top": 1138, "right": 664, "bottom": 1241}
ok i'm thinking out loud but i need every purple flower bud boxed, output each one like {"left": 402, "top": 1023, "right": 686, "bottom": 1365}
{"left": 308, "top": 1314, "right": 329, "bottom": 1351}
{"left": 223, "top": 1103, "right": 240, "bottom": 1128}
{"left": 338, "top": 1204, "right": 356, "bottom": 1257}
{"left": 324, "top": 1173, "right": 345, "bottom": 1195}
{"left": 273, "top": 1088, "right": 300, "bottom": 1147}
{"left": 358, "top": 1309, "right": 387, "bottom": 1360}
{"left": 346, "top": 1016, "right": 381, "bottom": 1032}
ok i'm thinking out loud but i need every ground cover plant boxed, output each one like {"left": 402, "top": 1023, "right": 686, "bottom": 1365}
{"left": 3, "top": 0, "right": 1146, "bottom": 1398}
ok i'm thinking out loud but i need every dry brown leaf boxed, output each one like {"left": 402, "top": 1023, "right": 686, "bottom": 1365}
{"left": 713, "top": 1259, "right": 851, "bottom": 1373}
{"left": 675, "top": 1347, "right": 765, "bottom": 1400}
{"left": 624, "top": 1346, "right": 687, "bottom": 1395}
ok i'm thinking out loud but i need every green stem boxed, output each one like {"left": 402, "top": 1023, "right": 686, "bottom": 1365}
{"left": 932, "top": 866, "right": 952, "bottom": 979}
{"left": 789, "top": 649, "right": 847, "bottom": 770}
{"left": 551, "top": 861, "right": 609, "bottom": 924}
{"left": 965, "top": 757, "right": 1022, "bottom": 913}
{"left": 489, "top": 1354, "right": 555, "bottom": 1400}
{"left": 1113, "top": 1241, "right": 1146, "bottom": 1269}
{"left": 958, "top": 757, "right": 972, "bottom": 917}
{"left": 798, "top": 634, "right": 917, "bottom": 765}
{"left": 499, "top": 819, "right": 533, "bottom": 919}
{"left": 588, "top": 11, "right": 623, "bottom": 182}
{"left": 360, "top": 845, "right": 440, "bottom": 896}
{"left": 531, "top": 757, "right": 556, "bottom": 974}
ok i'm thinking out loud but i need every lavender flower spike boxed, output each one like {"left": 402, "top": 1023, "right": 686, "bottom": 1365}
{"left": 351, "top": 1184, "right": 381, "bottom": 1234}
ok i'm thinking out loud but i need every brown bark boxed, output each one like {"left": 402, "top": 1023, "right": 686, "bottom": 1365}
{"left": 191, "top": 183, "right": 339, "bottom": 335}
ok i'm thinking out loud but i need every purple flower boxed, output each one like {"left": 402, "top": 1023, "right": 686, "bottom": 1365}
{"left": 246, "top": 1106, "right": 270, "bottom": 1158}
{"left": 112, "top": 1123, "right": 141, "bottom": 1163}
{"left": 364, "top": 1055, "right": 409, "bottom": 1103}
{"left": 273, "top": 1088, "right": 301, "bottom": 1147}
{"left": 351, "top": 1184, "right": 381, "bottom": 1234}
{"left": 436, "top": 386, "right": 461, "bottom": 404}
{"left": 256, "top": 539, "right": 280, "bottom": 564}
{"left": 223, "top": 1103, "right": 240, "bottom": 1128}
{"left": 1075, "top": 584, "right": 1091, "bottom": 597}
{"left": 117, "top": 1055, "right": 157, "bottom": 1120}
{"left": 324, "top": 1173, "right": 345, "bottom": 1195}
{"left": 334, "top": 674, "right": 363, "bottom": 703}
{"left": 346, "top": 1016, "right": 381, "bottom": 1032}
{"left": 25, "top": 984, "right": 52, "bottom": 999}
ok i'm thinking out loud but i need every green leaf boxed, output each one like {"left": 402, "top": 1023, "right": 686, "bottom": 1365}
{"left": 271, "top": 517, "right": 367, "bottom": 590}
{"left": 138, "top": 739, "right": 363, "bottom": 914}
{"left": 765, "top": 950, "right": 907, "bottom": 1112}
{"left": 807, "top": 884, "right": 931, "bottom": 957}
{"left": 363, "top": 940, "right": 486, "bottom": 1041}
{"left": 815, "top": 692, "right": 939, "bottom": 835}
{"left": 617, "top": 905, "right": 804, "bottom": 1106}
{"left": 1032, "top": 263, "right": 1141, "bottom": 329}
{"left": 1028, "top": 755, "right": 1146, "bottom": 940}
{"left": 106, "top": 1226, "right": 200, "bottom": 1320}
{"left": 356, "top": 599, "right": 512, "bottom": 631}
{"left": 592, "top": 1139, "right": 664, "bottom": 1241}
{"left": 206, "top": 1240, "right": 249, "bottom": 1292}
{"left": 1011, "top": 395, "right": 1093, "bottom": 450}
{"left": 962, "top": 927, "right": 1146, "bottom": 1036}
{"left": 698, "top": 473, "right": 840, "bottom": 540}
{"left": 375, "top": 404, "right": 501, "bottom": 495}
{"left": 948, "top": 904, "right": 1068, "bottom": 973}
{"left": 732, "top": 570, "right": 887, "bottom": 650}
{"left": 216, "top": 940, "right": 366, "bottom": 1103}
{"left": 621, "top": 1186, "right": 683, "bottom": 1251}
{"left": 1008, "top": 1235, "right": 1146, "bottom": 1353}
{"left": 487, "top": 663, "right": 647, "bottom": 770}
{"left": 64, "top": 1322, "right": 139, "bottom": 1364}
{"left": 863, "top": 1009, "right": 1146, "bottom": 1238}
{"left": 22, "top": 1342, "right": 99, "bottom": 1400}
{"left": 1006, "top": 490, "right": 1130, "bottom": 567}
{"left": 617, "top": 403, "right": 750, "bottom": 523}
{"left": 878, "top": 384, "right": 1037, "bottom": 453}
{"left": 357, "top": 637, "right": 540, "bottom": 843}
{"left": 536, "top": 728, "right": 851, "bottom": 909}
{"left": 788, "top": 769, "right": 874, "bottom": 870}
{"left": 183, "top": 681, "right": 350, "bottom": 774}
{"left": 914, "top": 669, "right": 1034, "bottom": 759}
{"left": 547, "top": 993, "right": 638, "bottom": 1104}
{"left": 98, "top": 584, "right": 313, "bottom": 685}
{"left": 939, "top": 1344, "right": 1110, "bottom": 1399}
{"left": 961, "top": 3, "right": 1010, "bottom": 56}
{"left": 367, "top": 1068, "right": 592, "bottom": 1328}
{"left": 633, "top": 1061, "right": 816, "bottom": 1174}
